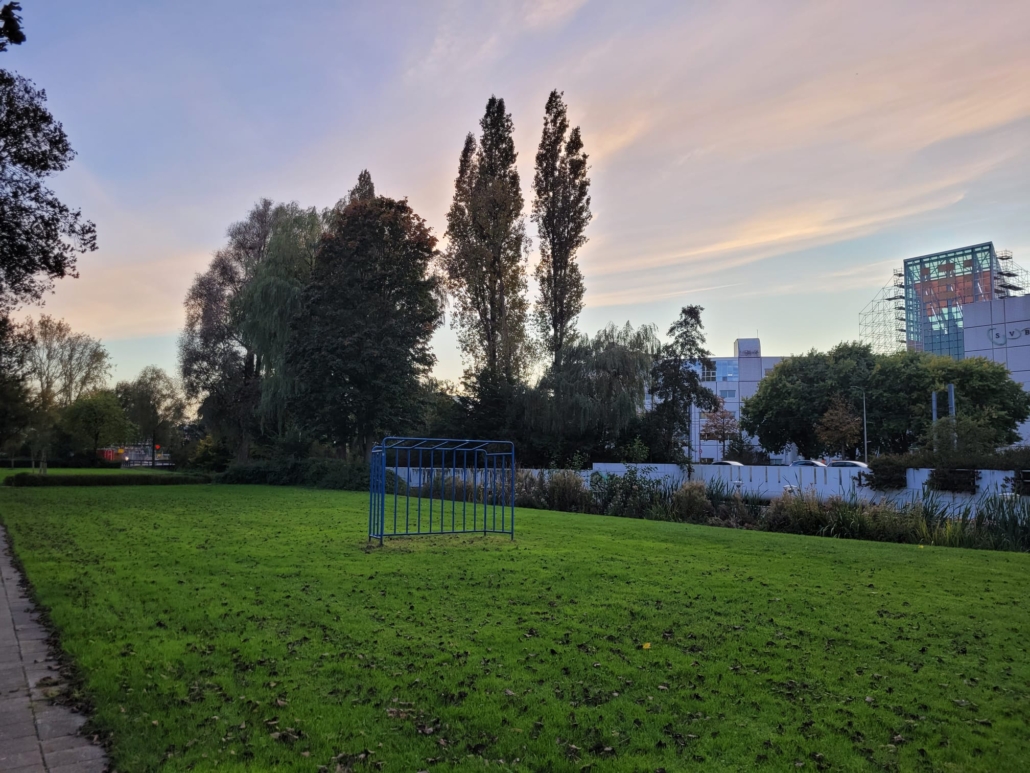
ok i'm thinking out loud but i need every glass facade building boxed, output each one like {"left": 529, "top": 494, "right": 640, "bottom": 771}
{"left": 903, "top": 243, "right": 1015, "bottom": 360}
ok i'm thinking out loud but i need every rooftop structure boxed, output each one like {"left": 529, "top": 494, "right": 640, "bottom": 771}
{"left": 860, "top": 242, "right": 1030, "bottom": 359}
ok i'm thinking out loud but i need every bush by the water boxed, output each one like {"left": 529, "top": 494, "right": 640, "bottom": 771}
{"left": 4, "top": 473, "right": 211, "bottom": 487}
{"left": 218, "top": 458, "right": 370, "bottom": 490}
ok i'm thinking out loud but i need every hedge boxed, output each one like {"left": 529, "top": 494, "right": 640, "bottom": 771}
{"left": 0, "top": 458, "right": 124, "bottom": 470}
{"left": 3, "top": 473, "right": 211, "bottom": 487}
{"left": 218, "top": 458, "right": 370, "bottom": 491}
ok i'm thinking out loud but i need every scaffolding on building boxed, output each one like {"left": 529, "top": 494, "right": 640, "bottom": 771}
{"left": 859, "top": 244, "right": 1030, "bottom": 358}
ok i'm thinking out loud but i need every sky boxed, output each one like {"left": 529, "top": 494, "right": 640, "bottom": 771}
{"left": 9, "top": 0, "right": 1030, "bottom": 385}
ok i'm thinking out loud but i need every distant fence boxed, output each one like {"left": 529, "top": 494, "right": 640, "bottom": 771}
{"left": 589, "top": 463, "right": 1017, "bottom": 505}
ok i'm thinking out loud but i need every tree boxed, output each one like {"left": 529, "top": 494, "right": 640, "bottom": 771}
{"left": 645, "top": 306, "right": 719, "bottom": 463}
{"left": 0, "top": 68, "right": 97, "bottom": 310}
{"left": 348, "top": 169, "right": 375, "bottom": 202}
{"left": 742, "top": 343, "right": 1030, "bottom": 457}
{"left": 23, "top": 315, "right": 110, "bottom": 411}
{"left": 63, "top": 390, "right": 129, "bottom": 459}
{"left": 0, "top": 313, "right": 31, "bottom": 461}
{"left": 0, "top": 3, "right": 25, "bottom": 53}
{"left": 235, "top": 202, "right": 323, "bottom": 435}
{"left": 815, "top": 394, "right": 861, "bottom": 459}
{"left": 287, "top": 195, "right": 442, "bottom": 458}
{"left": 180, "top": 199, "right": 276, "bottom": 460}
{"left": 723, "top": 433, "right": 770, "bottom": 465}
{"left": 442, "top": 96, "right": 531, "bottom": 386}
{"left": 116, "top": 366, "right": 186, "bottom": 466}
{"left": 702, "top": 404, "right": 739, "bottom": 457}
{"left": 532, "top": 90, "right": 590, "bottom": 374}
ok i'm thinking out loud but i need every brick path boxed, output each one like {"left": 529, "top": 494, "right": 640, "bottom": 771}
{"left": 0, "top": 524, "right": 108, "bottom": 773}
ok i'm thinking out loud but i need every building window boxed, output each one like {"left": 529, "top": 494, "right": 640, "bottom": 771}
{"left": 719, "top": 389, "right": 736, "bottom": 399}
{"left": 716, "top": 360, "right": 738, "bottom": 381}
{"left": 764, "top": 368, "right": 774, "bottom": 376}
{"left": 701, "top": 363, "right": 716, "bottom": 382}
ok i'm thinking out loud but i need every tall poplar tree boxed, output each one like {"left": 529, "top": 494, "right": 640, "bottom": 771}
{"left": 533, "top": 90, "right": 590, "bottom": 374}
{"left": 442, "top": 96, "right": 531, "bottom": 387}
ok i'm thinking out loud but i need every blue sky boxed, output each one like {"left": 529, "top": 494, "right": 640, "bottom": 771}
{"left": 11, "top": 0, "right": 1030, "bottom": 384}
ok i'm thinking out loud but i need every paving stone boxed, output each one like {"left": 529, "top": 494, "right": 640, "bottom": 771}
{"left": 0, "top": 747, "right": 44, "bottom": 770}
{"left": 41, "top": 734, "right": 95, "bottom": 754}
{"left": 0, "top": 734, "right": 41, "bottom": 755}
{"left": 0, "top": 720, "right": 37, "bottom": 742}
{"left": 36, "top": 713, "right": 87, "bottom": 741}
{"left": 2, "top": 765, "right": 46, "bottom": 773}
{"left": 49, "top": 759, "right": 107, "bottom": 773}
{"left": 44, "top": 743, "right": 107, "bottom": 768}
{"left": 0, "top": 696, "right": 32, "bottom": 716}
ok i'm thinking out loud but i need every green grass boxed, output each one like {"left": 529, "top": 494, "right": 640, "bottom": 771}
{"left": 1, "top": 486, "right": 1028, "bottom": 772}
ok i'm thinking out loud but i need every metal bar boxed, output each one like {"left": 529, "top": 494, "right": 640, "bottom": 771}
{"left": 417, "top": 448, "right": 422, "bottom": 535}
{"left": 451, "top": 449, "right": 456, "bottom": 532}
{"left": 405, "top": 449, "right": 410, "bottom": 534}
{"left": 379, "top": 449, "right": 386, "bottom": 546}
{"left": 462, "top": 451, "right": 467, "bottom": 532}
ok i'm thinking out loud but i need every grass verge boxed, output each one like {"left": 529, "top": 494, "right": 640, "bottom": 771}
{"left": 1, "top": 486, "right": 1028, "bottom": 771}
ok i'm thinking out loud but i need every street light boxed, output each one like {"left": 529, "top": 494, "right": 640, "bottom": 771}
{"left": 851, "top": 387, "right": 869, "bottom": 464}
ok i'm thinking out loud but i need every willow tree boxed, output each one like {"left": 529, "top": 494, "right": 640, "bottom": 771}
{"left": 442, "top": 96, "right": 531, "bottom": 388}
{"left": 533, "top": 90, "right": 590, "bottom": 374}
{"left": 236, "top": 203, "right": 323, "bottom": 434}
{"left": 179, "top": 199, "right": 276, "bottom": 460}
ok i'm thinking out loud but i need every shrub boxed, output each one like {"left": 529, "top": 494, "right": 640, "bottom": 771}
{"left": 514, "top": 469, "right": 591, "bottom": 512}
{"left": 867, "top": 457, "right": 908, "bottom": 490}
{"left": 4, "top": 473, "right": 211, "bottom": 487}
{"left": 669, "top": 481, "right": 713, "bottom": 523}
{"left": 927, "top": 467, "right": 979, "bottom": 494}
{"left": 589, "top": 466, "right": 675, "bottom": 519}
{"left": 219, "top": 458, "right": 369, "bottom": 490}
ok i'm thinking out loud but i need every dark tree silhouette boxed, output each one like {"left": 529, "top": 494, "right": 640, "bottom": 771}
{"left": 533, "top": 90, "right": 590, "bottom": 374}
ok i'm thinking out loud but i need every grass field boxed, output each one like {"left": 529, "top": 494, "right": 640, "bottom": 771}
{"left": 1, "top": 486, "right": 1028, "bottom": 772}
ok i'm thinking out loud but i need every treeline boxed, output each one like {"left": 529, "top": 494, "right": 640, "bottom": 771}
{"left": 178, "top": 93, "right": 721, "bottom": 470}
{"left": 0, "top": 315, "right": 187, "bottom": 467}
{"left": 742, "top": 342, "right": 1030, "bottom": 459}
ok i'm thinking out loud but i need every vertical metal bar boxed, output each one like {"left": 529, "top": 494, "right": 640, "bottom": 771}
{"left": 510, "top": 447, "right": 515, "bottom": 539}
{"left": 462, "top": 451, "right": 468, "bottom": 532}
{"left": 472, "top": 455, "right": 478, "bottom": 533}
{"left": 379, "top": 448, "right": 386, "bottom": 546}
{"left": 428, "top": 449, "right": 434, "bottom": 533}
{"left": 451, "top": 448, "right": 456, "bottom": 532}
{"left": 393, "top": 446, "right": 399, "bottom": 536}
{"left": 417, "top": 448, "right": 423, "bottom": 535}
{"left": 405, "top": 448, "right": 411, "bottom": 535}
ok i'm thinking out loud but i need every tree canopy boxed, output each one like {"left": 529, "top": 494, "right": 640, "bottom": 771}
{"left": 742, "top": 344, "right": 1030, "bottom": 458}
{"left": 287, "top": 195, "right": 442, "bottom": 459}
{"left": 0, "top": 69, "right": 96, "bottom": 311}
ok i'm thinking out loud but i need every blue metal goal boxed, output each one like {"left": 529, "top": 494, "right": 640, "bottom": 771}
{"left": 369, "top": 437, "right": 515, "bottom": 544}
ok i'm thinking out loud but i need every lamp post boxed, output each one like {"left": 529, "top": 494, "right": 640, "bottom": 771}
{"left": 852, "top": 387, "right": 869, "bottom": 463}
